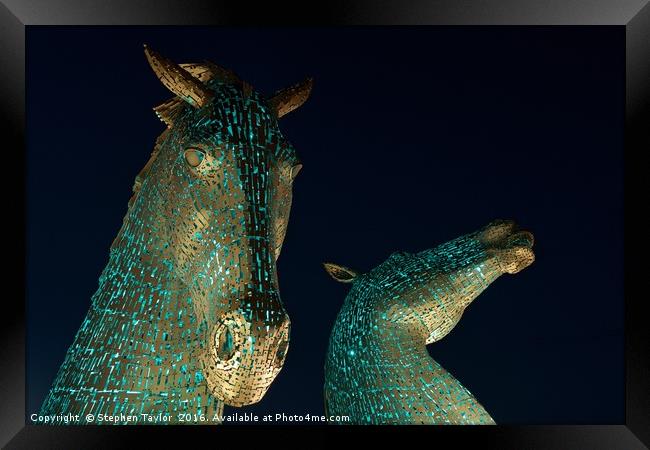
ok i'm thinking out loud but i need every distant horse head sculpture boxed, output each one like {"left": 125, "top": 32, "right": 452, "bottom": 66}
{"left": 323, "top": 220, "right": 534, "bottom": 424}
{"left": 40, "top": 46, "right": 312, "bottom": 422}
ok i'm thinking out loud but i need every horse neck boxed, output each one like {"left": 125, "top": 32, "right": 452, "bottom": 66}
{"left": 71, "top": 201, "right": 192, "bottom": 367}
{"left": 99, "top": 195, "right": 181, "bottom": 307}
{"left": 41, "top": 203, "right": 226, "bottom": 419}
{"left": 326, "top": 292, "right": 494, "bottom": 424}
{"left": 41, "top": 134, "right": 232, "bottom": 420}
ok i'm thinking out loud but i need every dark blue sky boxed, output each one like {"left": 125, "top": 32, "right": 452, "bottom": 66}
{"left": 26, "top": 26, "right": 624, "bottom": 424}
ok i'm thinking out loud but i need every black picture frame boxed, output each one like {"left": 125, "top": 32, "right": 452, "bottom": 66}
{"left": 2, "top": 1, "right": 647, "bottom": 448}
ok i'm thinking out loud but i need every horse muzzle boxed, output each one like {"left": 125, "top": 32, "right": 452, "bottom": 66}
{"left": 202, "top": 310, "right": 291, "bottom": 406}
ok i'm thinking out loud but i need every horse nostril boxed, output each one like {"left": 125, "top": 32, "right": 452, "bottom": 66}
{"left": 508, "top": 231, "right": 534, "bottom": 248}
{"left": 216, "top": 326, "right": 236, "bottom": 361}
{"left": 273, "top": 338, "right": 289, "bottom": 368}
{"left": 212, "top": 313, "right": 250, "bottom": 369}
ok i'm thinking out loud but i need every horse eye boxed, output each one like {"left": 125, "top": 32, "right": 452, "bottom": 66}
{"left": 290, "top": 163, "right": 303, "bottom": 180}
{"left": 184, "top": 148, "right": 205, "bottom": 168}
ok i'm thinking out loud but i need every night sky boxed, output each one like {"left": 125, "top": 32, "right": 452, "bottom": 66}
{"left": 26, "top": 27, "right": 624, "bottom": 424}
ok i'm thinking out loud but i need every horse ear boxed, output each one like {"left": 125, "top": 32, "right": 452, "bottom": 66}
{"left": 267, "top": 77, "right": 313, "bottom": 118}
{"left": 144, "top": 44, "right": 213, "bottom": 108}
{"left": 323, "top": 263, "right": 358, "bottom": 283}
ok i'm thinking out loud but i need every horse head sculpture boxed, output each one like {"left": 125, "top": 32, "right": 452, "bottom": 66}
{"left": 323, "top": 220, "right": 534, "bottom": 424}
{"left": 40, "top": 46, "right": 312, "bottom": 422}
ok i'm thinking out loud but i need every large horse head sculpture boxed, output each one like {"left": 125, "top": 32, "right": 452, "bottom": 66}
{"left": 40, "top": 46, "right": 311, "bottom": 422}
{"left": 323, "top": 220, "right": 534, "bottom": 424}
{"left": 134, "top": 46, "right": 311, "bottom": 405}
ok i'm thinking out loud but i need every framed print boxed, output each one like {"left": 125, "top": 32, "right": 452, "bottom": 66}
{"left": 2, "top": 1, "right": 648, "bottom": 448}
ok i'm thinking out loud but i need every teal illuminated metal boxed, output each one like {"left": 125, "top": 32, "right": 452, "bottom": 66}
{"left": 324, "top": 220, "right": 535, "bottom": 424}
{"left": 39, "top": 47, "right": 312, "bottom": 424}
